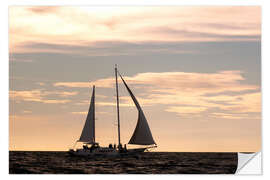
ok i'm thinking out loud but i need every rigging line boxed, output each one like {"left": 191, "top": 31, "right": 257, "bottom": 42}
{"left": 72, "top": 141, "right": 77, "bottom": 149}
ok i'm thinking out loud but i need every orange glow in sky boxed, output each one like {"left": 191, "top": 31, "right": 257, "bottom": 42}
{"left": 9, "top": 6, "right": 261, "bottom": 152}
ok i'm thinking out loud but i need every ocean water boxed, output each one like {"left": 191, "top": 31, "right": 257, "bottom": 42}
{"left": 9, "top": 151, "right": 237, "bottom": 174}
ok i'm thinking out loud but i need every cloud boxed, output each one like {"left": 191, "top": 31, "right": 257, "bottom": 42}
{"left": 27, "top": 7, "right": 60, "bottom": 14}
{"left": 71, "top": 111, "right": 87, "bottom": 115}
{"left": 71, "top": 111, "right": 109, "bottom": 115}
{"left": 166, "top": 106, "right": 207, "bottom": 114}
{"left": 96, "top": 102, "right": 132, "bottom": 107}
{"left": 209, "top": 112, "right": 251, "bottom": 120}
{"left": 147, "top": 27, "right": 260, "bottom": 42}
{"left": 54, "top": 79, "right": 114, "bottom": 88}
{"left": 11, "top": 41, "right": 198, "bottom": 57}
{"left": 9, "top": 6, "right": 260, "bottom": 54}
{"left": 9, "top": 89, "right": 77, "bottom": 104}
{"left": 42, "top": 99, "right": 70, "bottom": 104}
{"left": 202, "top": 89, "right": 259, "bottom": 97}
{"left": 53, "top": 70, "right": 260, "bottom": 118}
{"left": 215, "top": 92, "right": 261, "bottom": 113}
{"left": 58, "top": 91, "right": 78, "bottom": 97}
{"left": 54, "top": 82, "right": 92, "bottom": 88}
{"left": 55, "top": 70, "right": 256, "bottom": 91}
{"left": 22, "top": 110, "right": 32, "bottom": 114}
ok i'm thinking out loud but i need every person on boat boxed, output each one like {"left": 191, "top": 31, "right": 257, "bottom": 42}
{"left": 89, "top": 144, "right": 95, "bottom": 152}
{"left": 118, "top": 143, "right": 122, "bottom": 150}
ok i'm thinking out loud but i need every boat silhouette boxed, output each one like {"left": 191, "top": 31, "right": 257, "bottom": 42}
{"left": 68, "top": 65, "right": 157, "bottom": 156}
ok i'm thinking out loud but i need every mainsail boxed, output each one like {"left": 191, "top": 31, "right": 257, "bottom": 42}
{"left": 78, "top": 85, "right": 95, "bottom": 144}
{"left": 118, "top": 73, "right": 156, "bottom": 145}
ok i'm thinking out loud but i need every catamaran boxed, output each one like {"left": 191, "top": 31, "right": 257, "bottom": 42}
{"left": 68, "top": 65, "right": 157, "bottom": 156}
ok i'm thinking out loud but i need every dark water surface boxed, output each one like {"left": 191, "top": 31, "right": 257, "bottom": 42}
{"left": 9, "top": 151, "right": 237, "bottom": 174}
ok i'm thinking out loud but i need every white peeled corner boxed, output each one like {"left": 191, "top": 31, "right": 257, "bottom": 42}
{"left": 236, "top": 152, "right": 262, "bottom": 174}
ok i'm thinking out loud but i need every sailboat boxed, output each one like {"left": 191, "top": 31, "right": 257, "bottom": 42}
{"left": 68, "top": 65, "right": 157, "bottom": 156}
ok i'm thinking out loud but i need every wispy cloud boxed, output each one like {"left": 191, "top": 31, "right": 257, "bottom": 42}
{"left": 96, "top": 101, "right": 132, "bottom": 107}
{"left": 22, "top": 110, "right": 32, "bottom": 114}
{"left": 166, "top": 106, "right": 207, "bottom": 114}
{"left": 10, "top": 41, "right": 198, "bottom": 57}
{"left": 9, "top": 89, "right": 78, "bottom": 104}
{"left": 54, "top": 70, "right": 258, "bottom": 92}
{"left": 149, "top": 27, "right": 260, "bottom": 41}
{"left": 71, "top": 111, "right": 109, "bottom": 115}
{"left": 27, "top": 7, "right": 60, "bottom": 14}
{"left": 54, "top": 79, "right": 114, "bottom": 88}
{"left": 58, "top": 91, "right": 78, "bottom": 97}
{"left": 53, "top": 70, "right": 260, "bottom": 118}
{"left": 9, "top": 6, "right": 260, "bottom": 54}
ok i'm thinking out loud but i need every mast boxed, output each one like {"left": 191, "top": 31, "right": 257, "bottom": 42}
{"left": 93, "top": 85, "right": 95, "bottom": 143}
{"left": 115, "top": 64, "right": 121, "bottom": 146}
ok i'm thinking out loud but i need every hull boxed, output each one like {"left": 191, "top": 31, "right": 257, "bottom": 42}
{"left": 69, "top": 148, "right": 118, "bottom": 157}
{"left": 122, "top": 148, "right": 146, "bottom": 154}
{"left": 68, "top": 147, "right": 147, "bottom": 157}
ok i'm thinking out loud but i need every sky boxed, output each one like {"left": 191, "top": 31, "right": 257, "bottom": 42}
{"left": 9, "top": 6, "right": 261, "bottom": 152}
